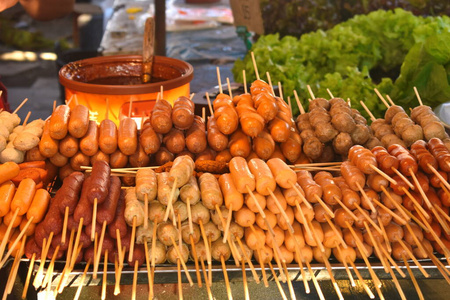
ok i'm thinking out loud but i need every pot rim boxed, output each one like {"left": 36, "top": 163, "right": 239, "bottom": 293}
{"left": 58, "top": 55, "right": 194, "bottom": 95}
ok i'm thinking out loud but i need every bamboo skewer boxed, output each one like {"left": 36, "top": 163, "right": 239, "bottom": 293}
{"left": 374, "top": 88, "right": 390, "bottom": 108}
{"left": 12, "top": 98, "right": 29, "bottom": 114}
{"left": 403, "top": 255, "right": 424, "bottom": 300}
{"left": 169, "top": 236, "right": 194, "bottom": 286}
{"left": 190, "top": 234, "right": 202, "bottom": 288}
{"left": 348, "top": 259, "right": 375, "bottom": 299}
{"left": 200, "top": 259, "right": 213, "bottom": 300}
{"left": 101, "top": 250, "right": 108, "bottom": 300}
{"left": 250, "top": 52, "right": 260, "bottom": 81}
{"left": 241, "top": 258, "right": 250, "bottom": 300}
{"left": 397, "top": 239, "right": 429, "bottom": 278}
{"left": 268, "top": 261, "right": 288, "bottom": 300}
{"left": 74, "top": 258, "right": 91, "bottom": 300}
{"left": 236, "top": 236, "right": 260, "bottom": 284}
{"left": 256, "top": 248, "right": 269, "bottom": 287}
{"left": 294, "top": 249, "right": 310, "bottom": 293}
{"left": 144, "top": 238, "right": 154, "bottom": 299}
{"left": 335, "top": 244, "right": 356, "bottom": 287}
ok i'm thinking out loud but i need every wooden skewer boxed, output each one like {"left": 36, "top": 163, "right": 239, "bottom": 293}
{"left": 305, "top": 259, "right": 326, "bottom": 300}
{"left": 321, "top": 251, "right": 344, "bottom": 300}
{"left": 293, "top": 200, "right": 315, "bottom": 242}
{"left": 160, "top": 85, "right": 164, "bottom": 99}
{"left": 22, "top": 252, "right": 36, "bottom": 299}
{"left": 347, "top": 98, "right": 351, "bottom": 107}
{"left": 221, "top": 255, "right": 233, "bottom": 300}
{"left": 369, "top": 164, "right": 397, "bottom": 185}
{"left": 397, "top": 239, "right": 429, "bottom": 278}
{"left": 151, "top": 219, "right": 158, "bottom": 267}
{"left": 348, "top": 259, "right": 375, "bottom": 299}
{"left": 91, "top": 198, "right": 98, "bottom": 241}
{"left": 393, "top": 168, "right": 415, "bottom": 190}
{"left": 287, "top": 180, "right": 313, "bottom": 209}
{"left": 306, "top": 218, "right": 325, "bottom": 253}
{"left": 163, "top": 178, "right": 178, "bottom": 221}
{"left": 402, "top": 188, "right": 431, "bottom": 221}
{"left": 241, "top": 258, "right": 249, "bottom": 300}
{"left": 57, "top": 229, "right": 76, "bottom": 293}
{"left": 205, "top": 92, "right": 214, "bottom": 117}
{"left": 143, "top": 239, "right": 154, "bottom": 299}
{"left": 267, "top": 189, "right": 295, "bottom": 233}
{"left": 190, "top": 234, "right": 202, "bottom": 288}
{"left": 169, "top": 236, "right": 194, "bottom": 286}
{"left": 93, "top": 220, "right": 108, "bottom": 279}
{"left": 313, "top": 194, "right": 334, "bottom": 218}
{"left": 0, "top": 215, "right": 34, "bottom": 268}
{"left": 353, "top": 202, "right": 383, "bottom": 235}
{"left": 216, "top": 66, "right": 223, "bottom": 94}
{"left": 22, "top": 111, "right": 31, "bottom": 126}
{"left": 128, "top": 216, "right": 137, "bottom": 262}
{"left": 282, "top": 260, "right": 297, "bottom": 300}
{"left": 268, "top": 261, "right": 288, "bottom": 300}
{"left": 236, "top": 236, "right": 260, "bottom": 284}
{"left": 306, "top": 85, "right": 315, "bottom": 99}
{"left": 335, "top": 244, "right": 356, "bottom": 287}
{"left": 372, "top": 198, "right": 406, "bottom": 225}
{"left": 223, "top": 203, "right": 233, "bottom": 243}
{"left": 374, "top": 88, "right": 390, "bottom": 108}
{"left": 293, "top": 90, "right": 306, "bottom": 115}
{"left": 413, "top": 87, "right": 424, "bottom": 106}
{"left": 434, "top": 203, "right": 450, "bottom": 223}
{"left": 144, "top": 193, "right": 149, "bottom": 229}
{"left": 359, "top": 100, "right": 376, "bottom": 121}
{"left": 266, "top": 72, "right": 275, "bottom": 95}
{"left": 383, "top": 254, "right": 407, "bottom": 300}
{"left": 61, "top": 206, "right": 69, "bottom": 244}
{"left": 424, "top": 245, "right": 450, "bottom": 279}
{"left": 177, "top": 259, "right": 183, "bottom": 300}
{"left": 327, "top": 88, "right": 334, "bottom": 98}
{"left": 242, "top": 70, "right": 248, "bottom": 94}
{"left": 101, "top": 250, "right": 108, "bottom": 300}
{"left": 227, "top": 77, "right": 233, "bottom": 99}
{"left": 380, "top": 186, "right": 411, "bottom": 222}
{"left": 6, "top": 235, "right": 26, "bottom": 296}
{"left": 250, "top": 52, "right": 260, "bottom": 81}
{"left": 324, "top": 214, "right": 348, "bottom": 248}
{"left": 74, "top": 258, "right": 91, "bottom": 300}
{"left": 278, "top": 81, "right": 284, "bottom": 99}
{"left": 385, "top": 94, "right": 396, "bottom": 106}
{"left": 403, "top": 255, "right": 424, "bottom": 300}
{"left": 128, "top": 99, "right": 133, "bottom": 118}
{"left": 198, "top": 219, "right": 212, "bottom": 285}
{"left": 132, "top": 260, "right": 139, "bottom": 300}
{"left": 355, "top": 181, "right": 377, "bottom": 214}
{"left": 115, "top": 229, "right": 123, "bottom": 268}
{"left": 33, "top": 232, "right": 54, "bottom": 288}
{"left": 200, "top": 259, "right": 213, "bottom": 300}
{"left": 333, "top": 196, "right": 359, "bottom": 222}
{"left": 363, "top": 222, "right": 390, "bottom": 274}
{"left": 0, "top": 208, "right": 19, "bottom": 259}
{"left": 403, "top": 221, "right": 426, "bottom": 258}
{"left": 377, "top": 217, "right": 392, "bottom": 253}
{"left": 256, "top": 248, "right": 269, "bottom": 287}
{"left": 12, "top": 98, "right": 29, "bottom": 114}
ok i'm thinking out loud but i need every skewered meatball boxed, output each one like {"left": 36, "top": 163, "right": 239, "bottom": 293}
{"left": 315, "top": 122, "right": 339, "bottom": 143}
{"left": 331, "top": 113, "right": 356, "bottom": 133}
{"left": 333, "top": 132, "right": 353, "bottom": 156}
{"left": 309, "top": 98, "right": 330, "bottom": 111}
{"left": 385, "top": 105, "right": 405, "bottom": 123}
{"left": 350, "top": 124, "right": 370, "bottom": 145}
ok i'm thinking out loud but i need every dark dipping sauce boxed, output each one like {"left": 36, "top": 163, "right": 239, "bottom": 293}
{"left": 86, "top": 76, "right": 166, "bottom": 85}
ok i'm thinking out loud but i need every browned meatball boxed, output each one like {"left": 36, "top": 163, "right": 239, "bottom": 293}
{"left": 391, "top": 112, "right": 410, "bottom": 126}
{"left": 411, "top": 106, "right": 433, "bottom": 123}
{"left": 309, "top": 98, "right": 330, "bottom": 111}
{"left": 296, "top": 113, "right": 313, "bottom": 132}
{"left": 331, "top": 113, "right": 356, "bottom": 133}
{"left": 374, "top": 124, "right": 395, "bottom": 140}
{"left": 303, "top": 137, "right": 324, "bottom": 160}
{"left": 300, "top": 129, "right": 316, "bottom": 141}
{"left": 385, "top": 105, "right": 405, "bottom": 124}
{"left": 332, "top": 132, "right": 353, "bottom": 156}
{"left": 314, "top": 143, "right": 335, "bottom": 163}
{"left": 350, "top": 124, "right": 370, "bottom": 145}
{"left": 315, "top": 122, "right": 339, "bottom": 143}
{"left": 309, "top": 112, "right": 331, "bottom": 127}
{"left": 364, "top": 136, "right": 383, "bottom": 150}
{"left": 402, "top": 124, "right": 424, "bottom": 147}
{"left": 393, "top": 117, "right": 414, "bottom": 136}
{"left": 329, "top": 97, "right": 347, "bottom": 107}
{"left": 370, "top": 119, "right": 388, "bottom": 132}
{"left": 381, "top": 134, "right": 406, "bottom": 148}
{"left": 423, "top": 122, "right": 447, "bottom": 140}
{"left": 329, "top": 104, "right": 352, "bottom": 117}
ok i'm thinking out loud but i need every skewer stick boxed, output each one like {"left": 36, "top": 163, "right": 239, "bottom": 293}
{"left": 374, "top": 88, "right": 390, "bottom": 108}
{"left": 306, "top": 218, "right": 325, "bottom": 253}
{"left": 94, "top": 220, "right": 107, "bottom": 279}
{"left": 177, "top": 259, "right": 183, "bottom": 300}
{"left": 22, "top": 252, "right": 36, "bottom": 299}
{"left": 222, "top": 203, "right": 233, "bottom": 243}
{"left": 424, "top": 246, "right": 450, "bottom": 279}
{"left": 268, "top": 261, "right": 288, "bottom": 300}
{"left": 202, "top": 106, "right": 206, "bottom": 123}
{"left": 116, "top": 229, "right": 123, "bottom": 267}
{"left": 380, "top": 186, "right": 411, "bottom": 222}
{"left": 306, "top": 85, "right": 315, "bottom": 99}
{"left": 190, "top": 234, "right": 202, "bottom": 288}
{"left": 305, "top": 260, "right": 326, "bottom": 300}
{"left": 144, "top": 193, "right": 149, "bottom": 229}
{"left": 347, "top": 98, "right": 351, "bottom": 107}
{"left": 335, "top": 244, "right": 356, "bottom": 287}
{"left": 242, "top": 70, "right": 248, "bottom": 94}
{"left": 151, "top": 219, "right": 158, "bottom": 267}
{"left": 348, "top": 259, "right": 375, "bottom": 299}
{"left": 363, "top": 222, "right": 390, "bottom": 273}
{"left": 266, "top": 72, "right": 275, "bottom": 95}
{"left": 208, "top": 235, "right": 213, "bottom": 285}
{"left": 327, "top": 89, "right": 334, "bottom": 98}
{"left": 293, "top": 90, "right": 306, "bottom": 115}
{"left": 288, "top": 180, "right": 313, "bottom": 209}
{"left": 7, "top": 235, "right": 26, "bottom": 294}
{"left": 277, "top": 81, "right": 284, "bottom": 99}
{"left": 403, "top": 221, "right": 426, "bottom": 258}
{"left": 377, "top": 217, "right": 392, "bottom": 253}
{"left": 57, "top": 230, "right": 76, "bottom": 293}
{"left": 440, "top": 182, "right": 450, "bottom": 202}
{"left": 372, "top": 198, "right": 406, "bottom": 225}
{"left": 256, "top": 248, "right": 269, "bottom": 287}
{"left": 378, "top": 244, "right": 406, "bottom": 278}
{"left": 397, "top": 239, "right": 429, "bottom": 278}
{"left": 128, "top": 216, "right": 137, "bottom": 262}
{"left": 227, "top": 77, "right": 233, "bottom": 99}
{"left": 216, "top": 67, "right": 223, "bottom": 94}
{"left": 236, "top": 236, "right": 260, "bottom": 284}
{"left": 268, "top": 188, "right": 294, "bottom": 233}
{"left": 383, "top": 255, "right": 407, "bottom": 300}
{"left": 12, "top": 98, "right": 29, "bottom": 114}
{"left": 321, "top": 251, "right": 344, "bottom": 300}
{"left": 393, "top": 168, "right": 415, "bottom": 190}
{"left": 200, "top": 259, "right": 213, "bottom": 300}
{"left": 132, "top": 260, "right": 139, "bottom": 300}
{"left": 61, "top": 206, "right": 69, "bottom": 244}
{"left": 128, "top": 99, "right": 133, "bottom": 118}
{"left": 163, "top": 178, "right": 178, "bottom": 221}
{"left": 205, "top": 92, "right": 214, "bottom": 117}
{"left": 313, "top": 194, "right": 334, "bottom": 218}
{"left": 369, "top": 164, "right": 397, "bottom": 185}
{"left": 413, "top": 87, "right": 424, "bottom": 106}
{"left": 356, "top": 182, "right": 377, "bottom": 214}
{"left": 22, "top": 111, "right": 31, "bottom": 126}
{"left": 91, "top": 198, "right": 98, "bottom": 241}
{"left": 227, "top": 232, "right": 240, "bottom": 267}
{"left": 169, "top": 236, "right": 194, "bottom": 286}
{"left": 434, "top": 203, "right": 450, "bottom": 223}
{"left": 0, "top": 208, "right": 19, "bottom": 258}
{"left": 220, "top": 255, "right": 233, "bottom": 300}
{"left": 324, "top": 214, "right": 348, "bottom": 248}
{"left": 0, "top": 215, "right": 34, "bottom": 267}
{"left": 250, "top": 52, "right": 260, "bottom": 81}
{"left": 282, "top": 260, "right": 297, "bottom": 300}
{"left": 33, "top": 232, "right": 54, "bottom": 288}
{"left": 402, "top": 188, "right": 430, "bottom": 220}
{"left": 101, "top": 250, "right": 108, "bottom": 300}
{"left": 74, "top": 258, "right": 91, "bottom": 300}
{"left": 403, "top": 255, "right": 424, "bottom": 300}
{"left": 160, "top": 85, "right": 164, "bottom": 99}
{"left": 198, "top": 220, "right": 212, "bottom": 286}
{"left": 144, "top": 238, "right": 154, "bottom": 299}
{"left": 293, "top": 200, "right": 315, "bottom": 241}
{"left": 333, "top": 196, "right": 359, "bottom": 222}
{"left": 246, "top": 186, "right": 266, "bottom": 218}
{"left": 241, "top": 258, "right": 249, "bottom": 300}
{"left": 385, "top": 94, "right": 395, "bottom": 106}
{"left": 353, "top": 202, "right": 383, "bottom": 235}
{"left": 359, "top": 101, "right": 376, "bottom": 121}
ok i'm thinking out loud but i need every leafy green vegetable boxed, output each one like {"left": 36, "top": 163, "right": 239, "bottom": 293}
{"left": 233, "top": 9, "right": 450, "bottom": 119}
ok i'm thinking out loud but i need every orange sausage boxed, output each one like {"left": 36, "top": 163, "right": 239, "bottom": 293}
{"left": 25, "top": 146, "right": 46, "bottom": 162}
{"left": 59, "top": 134, "right": 79, "bottom": 158}
{"left": 26, "top": 189, "right": 51, "bottom": 223}
{"left": 4, "top": 211, "right": 22, "bottom": 228}
{"left": 19, "top": 218, "right": 36, "bottom": 236}
{"left": 50, "top": 152, "right": 69, "bottom": 167}
{"left": 90, "top": 150, "right": 110, "bottom": 166}
{"left": 39, "top": 120, "right": 59, "bottom": 158}
{"left": 0, "top": 162, "right": 20, "bottom": 185}
{"left": 248, "top": 158, "right": 276, "bottom": 196}
{"left": 68, "top": 104, "right": 90, "bottom": 138}
{"left": 218, "top": 173, "right": 244, "bottom": 211}
{"left": 228, "top": 129, "right": 252, "bottom": 158}
{"left": 49, "top": 104, "right": 70, "bottom": 140}
{"left": 267, "top": 157, "right": 297, "bottom": 189}
{"left": 18, "top": 161, "right": 46, "bottom": 170}
{"left": 80, "top": 120, "right": 99, "bottom": 156}
{"left": 11, "top": 168, "right": 43, "bottom": 186}
{"left": 110, "top": 150, "right": 128, "bottom": 168}
{"left": 229, "top": 156, "right": 256, "bottom": 194}
{"left": 252, "top": 130, "right": 275, "bottom": 160}
{"left": 118, "top": 117, "right": 138, "bottom": 155}
{"left": 99, "top": 119, "right": 118, "bottom": 154}
{"left": 215, "top": 149, "right": 232, "bottom": 163}
{"left": 0, "top": 181, "right": 15, "bottom": 217}
{"left": 70, "top": 151, "right": 90, "bottom": 171}
{"left": 10, "top": 178, "right": 36, "bottom": 216}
